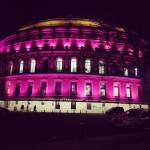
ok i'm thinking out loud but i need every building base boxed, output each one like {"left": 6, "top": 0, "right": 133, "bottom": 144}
{"left": 0, "top": 100, "right": 148, "bottom": 114}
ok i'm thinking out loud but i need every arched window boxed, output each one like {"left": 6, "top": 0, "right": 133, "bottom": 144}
{"left": 7, "top": 82, "right": 11, "bottom": 95}
{"left": 71, "top": 58, "right": 77, "bottom": 72}
{"left": 124, "top": 68, "right": 129, "bottom": 76}
{"left": 126, "top": 84, "right": 131, "bottom": 98}
{"left": 100, "top": 83, "right": 106, "bottom": 97}
{"left": 41, "top": 82, "right": 47, "bottom": 95}
{"left": 8, "top": 62, "right": 13, "bottom": 75}
{"left": 16, "top": 82, "right": 20, "bottom": 95}
{"left": 56, "top": 58, "right": 63, "bottom": 72}
{"left": 134, "top": 67, "right": 138, "bottom": 77}
{"left": 55, "top": 82, "right": 62, "bottom": 95}
{"left": 42, "top": 59, "right": 49, "bottom": 73}
{"left": 99, "top": 60, "right": 105, "bottom": 74}
{"left": 114, "top": 84, "right": 119, "bottom": 97}
{"left": 85, "top": 59, "right": 91, "bottom": 73}
{"left": 86, "top": 83, "right": 92, "bottom": 96}
{"left": 70, "top": 82, "right": 77, "bottom": 95}
{"left": 30, "top": 59, "right": 36, "bottom": 73}
{"left": 19, "top": 60, "right": 24, "bottom": 73}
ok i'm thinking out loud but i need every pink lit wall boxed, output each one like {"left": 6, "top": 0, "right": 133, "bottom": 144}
{"left": 0, "top": 29, "right": 145, "bottom": 57}
{"left": 4, "top": 74, "right": 142, "bottom": 102}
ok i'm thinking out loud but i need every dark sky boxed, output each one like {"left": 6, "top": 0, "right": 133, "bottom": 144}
{"left": 0, "top": 0, "right": 150, "bottom": 40}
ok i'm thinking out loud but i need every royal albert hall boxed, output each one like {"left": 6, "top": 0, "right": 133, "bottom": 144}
{"left": 0, "top": 18, "right": 149, "bottom": 113}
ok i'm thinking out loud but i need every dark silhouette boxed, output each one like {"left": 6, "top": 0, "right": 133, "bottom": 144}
{"left": 14, "top": 106, "right": 17, "bottom": 112}
{"left": 20, "top": 105, "right": 24, "bottom": 111}
{"left": 33, "top": 105, "right": 36, "bottom": 112}
{"left": 27, "top": 105, "right": 29, "bottom": 112}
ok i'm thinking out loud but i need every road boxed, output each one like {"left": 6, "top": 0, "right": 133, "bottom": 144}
{"left": 0, "top": 112, "right": 149, "bottom": 150}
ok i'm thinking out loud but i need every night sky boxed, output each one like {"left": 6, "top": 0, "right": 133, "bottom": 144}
{"left": 0, "top": 0, "right": 150, "bottom": 40}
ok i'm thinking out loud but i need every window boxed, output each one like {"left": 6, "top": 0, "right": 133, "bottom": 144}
{"left": 102, "top": 103, "right": 105, "bottom": 107}
{"left": 100, "top": 84, "right": 106, "bottom": 97}
{"left": 55, "top": 82, "right": 61, "bottom": 95}
{"left": 42, "top": 60, "right": 49, "bottom": 73}
{"left": 114, "top": 84, "right": 119, "bottom": 97}
{"left": 56, "top": 58, "right": 63, "bottom": 72}
{"left": 41, "top": 101, "right": 45, "bottom": 105}
{"left": 28, "top": 100, "right": 30, "bottom": 105}
{"left": 7, "top": 82, "right": 11, "bottom": 95}
{"left": 86, "top": 83, "right": 92, "bottom": 96}
{"left": 87, "top": 103, "right": 91, "bottom": 110}
{"left": 41, "top": 82, "right": 46, "bottom": 95}
{"left": 85, "top": 59, "right": 91, "bottom": 73}
{"left": 30, "top": 59, "right": 36, "bottom": 73}
{"left": 16, "top": 83, "right": 20, "bottom": 95}
{"left": 50, "top": 46, "right": 54, "bottom": 50}
{"left": 19, "top": 60, "right": 24, "bottom": 73}
{"left": 112, "top": 66, "right": 117, "bottom": 75}
{"left": 126, "top": 85, "right": 131, "bottom": 98}
{"left": 16, "top": 101, "right": 18, "bottom": 105}
{"left": 8, "top": 62, "right": 13, "bottom": 75}
{"left": 80, "top": 46, "right": 84, "bottom": 50}
{"left": 70, "top": 82, "right": 77, "bottom": 95}
{"left": 65, "top": 45, "right": 69, "bottom": 50}
{"left": 124, "top": 68, "right": 129, "bottom": 76}
{"left": 55, "top": 102, "right": 60, "bottom": 109}
{"left": 28, "top": 82, "right": 33, "bottom": 95}
{"left": 71, "top": 58, "right": 77, "bottom": 72}
{"left": 135, "top": 67, "right": 138, "bottom": 77}
{"left": 99, "top": 60, "right": 105, "bottom": 74}
{"left": 71, "top": 102, "right": 76, "bottom": 109}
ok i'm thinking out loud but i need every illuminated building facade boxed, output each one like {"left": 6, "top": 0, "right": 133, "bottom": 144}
{"left": 0, "top": 18, "right": 149, "bottom": 113}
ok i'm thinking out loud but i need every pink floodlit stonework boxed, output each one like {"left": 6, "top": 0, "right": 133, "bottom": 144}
{"left": 0, "top": 18, "right": 149, "bottom": 113}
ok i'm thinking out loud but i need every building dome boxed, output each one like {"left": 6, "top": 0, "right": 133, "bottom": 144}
{"left": 18, "top": 18, "right": 126, "bottom": 32}
{"left": 0, "top": 18, "right": 149, "bottom": 113}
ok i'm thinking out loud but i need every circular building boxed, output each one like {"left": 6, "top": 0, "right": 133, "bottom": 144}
{"left": 0, "top": 18, "right": 149, "bottom": 113}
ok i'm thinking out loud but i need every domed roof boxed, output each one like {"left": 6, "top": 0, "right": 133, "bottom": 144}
{"left": 18, "top": 18, "right": 126, "bottom": 32}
